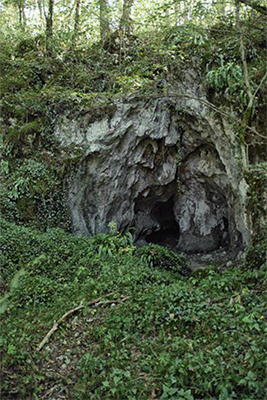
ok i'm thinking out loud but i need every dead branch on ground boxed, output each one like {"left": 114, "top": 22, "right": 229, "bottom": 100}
{"left": 37, "top": 294, "right": 129, "bottom": 351}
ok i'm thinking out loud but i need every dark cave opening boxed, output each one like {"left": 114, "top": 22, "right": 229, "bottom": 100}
{"left": 146, "top": 197, "right": 180, "bottom": 248}
{"left": 219, "top": 216, "right": 230, "bottom": 249}
{"left": 134, "top": 187, "right": 231, "bottom": 254}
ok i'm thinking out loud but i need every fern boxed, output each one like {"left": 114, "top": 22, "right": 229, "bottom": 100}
{"left": 206, "top": 62, "right": 243, "bottom": 94}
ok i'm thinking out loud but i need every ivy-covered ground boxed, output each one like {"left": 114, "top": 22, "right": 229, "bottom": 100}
{"left": 0, "top": 218, "right": 266, "bottom": 400}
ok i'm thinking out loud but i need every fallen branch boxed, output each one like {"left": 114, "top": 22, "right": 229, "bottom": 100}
{"left": 37, "top": 294, "right": 129, "bottom": 351}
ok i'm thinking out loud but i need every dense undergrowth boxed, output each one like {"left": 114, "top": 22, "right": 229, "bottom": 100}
{"left": 0, "top": 219, "right": 266, "bottom": 399}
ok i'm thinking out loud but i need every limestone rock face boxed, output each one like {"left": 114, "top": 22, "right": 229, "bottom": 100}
{"left": 54, "top": 88, "right": 251, "bottom": 255}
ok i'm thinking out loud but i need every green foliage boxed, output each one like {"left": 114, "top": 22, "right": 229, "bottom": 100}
{"left": 206, "top": 61, "right": 248, "bottom": 106}
{"left": 90, "top": 230, "right": 135, "bottom": 258}
{"left": 164, "top": 24, "right": 209, "bottom": 52}
{"left": 0, "top": 268, "right": 29, "bottom": 313}
{"left": 245, "top": 162, "right": 267, "bottom": 264}
{"left": 245, "top": 163, "right": 267, "bottom": 223}
{"left": 206, "top": 61, "right": 242, "bottom": 91}
{"left": 0, "top": 158, "right": 68, "bottom": 228}
{"left": 135, "top": 243, "right": 189, "bottom": 274}
{"left": 75, "top": 264, "right": 267, "bottom": 400}
{"left": 1, "top": 220, "right": 266, "bottom": 399}
{"left": 245, "top": 237, "right": 267, "bottom": 270}
{"left": 10, "top": 273, "right": 63, "bottom": 308}
{"left": 0, "top": 218, "right": 87, "bottom": 288}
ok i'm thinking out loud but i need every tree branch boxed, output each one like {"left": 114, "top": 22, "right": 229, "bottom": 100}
{"left": 251, "top": 69, "right": 267, "bottom": 104}
{"left": 37, "top": 294, "right": 129, "bottom": 351}
{"left": 239, "top": 0, "right": 267, "bottom": 15}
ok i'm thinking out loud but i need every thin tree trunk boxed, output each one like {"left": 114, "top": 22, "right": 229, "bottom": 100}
{"left": 235, "top": 0, "right": 254, "bottom": 129}
{"left": 99, "top": 0, "right": 111, "bottom": 43}
{"left": 174, "top": 1, "right": 179, "bottom": 25}
{"left": 42, "top": 0, "right": 48, "bottom": 20}
{"left": 71, "top": 0, "right": 82, "bottom": 46}
{"left": 18, "top": 1, "right": 26, "bottom": 27}
{"left": 239, "top": 0, "right": 267, "bottom": 15}
{"left": 22, "top": 4, "right": 26, "bottom": 25}
{"left": 119, "top": 0, "right": 134, "bottom": 36}
{"left": 36, "top": 0, "right": 45, "bottom": 24}
{"left": 45, "top": 0, "right": 54, "bottom": 54}
{"left": 74, "top": 0, "right": 81, "bottom": 35}
{"left": 46, "top": 0, "right": 54, "bottom": 39}
{"left": 18, "top": 5, "right": 23, "bottom": 25}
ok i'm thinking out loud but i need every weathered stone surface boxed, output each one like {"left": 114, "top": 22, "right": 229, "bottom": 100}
{"left": 54, "top": 83, "right": 251, "bottom": 256}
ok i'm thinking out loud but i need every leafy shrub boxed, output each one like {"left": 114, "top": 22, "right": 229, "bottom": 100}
{"left": 9, "top": 273, "right": 62, "bottom": 308}
{"left": 245, "top": 235, "right": 267, "bottom": 269}
{"left": 0, "top": 219, "right": 134, "bottom": 292}
{"left": 135, "top": 243, "right": 189, "bottom": 275}
{"left": 0, "top": 158, "right": 70, "bottom": 228}
{"left": 90, "top": 229, "right": 135, "bottom": 258}
{"left": 245, "top": 163, "right": 267, "bottom": 234}
{"left": 206, "top": 61, "right": 248, "bottom": 106}
{"left": 0, "top": 218, "right": 82, "bottom": 286}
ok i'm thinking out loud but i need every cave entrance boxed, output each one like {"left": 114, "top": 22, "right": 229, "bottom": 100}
{"left": 146, "top": 197, "right": 180, "bottom": 248}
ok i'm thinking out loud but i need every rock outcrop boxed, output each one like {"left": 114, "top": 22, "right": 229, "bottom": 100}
{"left": 54, "top": 75, "right": 251, "bottom": 256}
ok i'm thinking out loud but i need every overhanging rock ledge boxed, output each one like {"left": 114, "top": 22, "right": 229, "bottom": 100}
{"left": 54, "top": 92, "right": 251, "bottom": 257}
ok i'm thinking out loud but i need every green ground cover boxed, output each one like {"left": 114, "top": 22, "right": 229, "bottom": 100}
{"left": 1, "top": 219, "right": 266, "bottom": 399}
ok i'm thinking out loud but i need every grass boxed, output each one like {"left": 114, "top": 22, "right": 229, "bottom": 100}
{"left": 0, "top": 219, "right": 266, "bottom": 399}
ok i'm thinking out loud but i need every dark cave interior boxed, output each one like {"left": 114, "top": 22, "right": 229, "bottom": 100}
{"left": 139, "top": 197, "right": 180, "bottom": 248}
{"left": 134, "top": 191, "right": 231, "bottom": 253}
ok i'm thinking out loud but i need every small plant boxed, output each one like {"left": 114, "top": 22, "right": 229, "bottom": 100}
{"left": 135, "top": 243, "right": 189, "bottom": 275}
{"left": 206, "top": 61, "right": 248, "bottom": 107}
{"left": 90, "top": 230, "right": 135, "bottom": 258}
{"left": 245, "top": 235, "right": 267, "bottom": 269}
{"left": 0, "top": 158, "right": 69, "bottom": 228}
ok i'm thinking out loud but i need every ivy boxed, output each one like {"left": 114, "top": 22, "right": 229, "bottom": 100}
{"left": 1, "top": 220, "right": 266, "bottom": 399}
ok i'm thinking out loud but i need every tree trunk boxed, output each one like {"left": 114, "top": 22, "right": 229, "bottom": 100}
{"left": 74, "top": 0, "right": 81, "bottom": 35}
{"left": 22, "top": 3, "right": 26, "bottom": 25}
{"left": 99, "top": 0, "right": 111, "bottom": 43}
{"left": 239, "top": 0, "right": 267, "bottom": 15}
{"left": 36, "top": 0, "right": 45, "bottom": 24}
{"left": 235, "top": 0, "right": 254, "bottom": 133}
{"left": 174, "top": 1, "right": 179, "bottom": 25}
{"left": 42, "top": 0, "right": 48, "bottom": 20}
{"left": 45, "top": 0, "right": 54, "bottom": 54}
{"left": 71, "top": 0, "right": 82, "bottom": 46}
{"left": 119, "top": 0, "right": 134, "bottom": 36}
{"left": 18, "top": 1, "right": 26, "bottom": 27}
{"left": 18, "top": 4, "right": 23, "bottom": 25}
